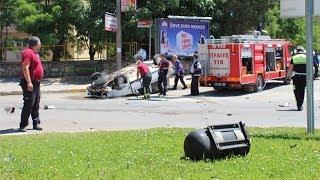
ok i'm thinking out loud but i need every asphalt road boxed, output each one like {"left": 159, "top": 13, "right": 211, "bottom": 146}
{"left": 1, "top": 80, "right": 320, "bottom": 135}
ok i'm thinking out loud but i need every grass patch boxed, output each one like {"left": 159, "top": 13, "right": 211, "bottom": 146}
{"left": 0, "top": 128, "right": 320, "bottom": 179}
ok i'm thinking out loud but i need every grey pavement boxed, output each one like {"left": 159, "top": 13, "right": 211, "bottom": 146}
{"left": 1, "top": 79, "right": 320, "bottom": 135}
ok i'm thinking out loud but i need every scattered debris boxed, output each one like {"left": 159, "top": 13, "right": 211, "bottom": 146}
{"left": 4, "top": 107, "right": 15, "bottom": 114}
{"left": 227, "top": 113, "right": 233, "bottom": 116}
{"left": 245, "top": 97, "right": 250, "bottom": 100}
{"left": 3, "top": 155, "right": 14, "bottom": 162}
{"left": 72, "top": 122, "right": 78, "bottom": 125}
{"left": 44, "top": 105, "right": 56, "bottom": 110}
{"left": 290, "top": 144, "right": 297, "bottom": 148}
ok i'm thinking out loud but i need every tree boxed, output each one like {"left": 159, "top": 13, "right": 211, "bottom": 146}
{"left": 75, "top": 0, "right": 116, "bottom": 61}
{"left": 0, "top": 0, "right": 15, "bottom": 61}
{"left": 14, "top": 0, "right": 84, "bottom": 61}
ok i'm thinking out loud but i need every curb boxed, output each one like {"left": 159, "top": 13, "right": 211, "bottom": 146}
{"left": 0, "top": 88, "right": 87, "bottom": 96}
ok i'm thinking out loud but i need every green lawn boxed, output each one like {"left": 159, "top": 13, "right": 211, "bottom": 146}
{"left": 0, "top": 128, "right": 320, "bottom": 179}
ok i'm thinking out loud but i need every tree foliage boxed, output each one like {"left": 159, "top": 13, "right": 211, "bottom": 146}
{"left": 14, "top": 0, "right": 84, "bottom": 60}
{"left": 9, "top": 0, "right": 320, "bottom": 60}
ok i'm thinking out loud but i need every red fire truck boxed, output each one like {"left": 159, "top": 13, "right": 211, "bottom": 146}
{"left": 198, "top": 34, "right": 292, "bottom": 92}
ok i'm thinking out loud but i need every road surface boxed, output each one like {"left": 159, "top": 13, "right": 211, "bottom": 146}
{"left": 1, "top": 80, "right": 320, "bottom": 135}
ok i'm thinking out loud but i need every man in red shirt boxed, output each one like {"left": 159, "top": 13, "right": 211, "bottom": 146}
{"left": 18, "top": 36, "right": 44, "bottom": 132}
{"left": 157, "top": 54, "right": 170, "bottom": 96}
{"left": 136, "top": 55, "right": 152, "bottom": 99}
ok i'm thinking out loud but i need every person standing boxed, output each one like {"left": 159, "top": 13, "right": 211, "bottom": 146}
{"left": 18, "top": 36, "right": 44, "bottom": 132}
{"left": 288, "top": 46, "right": 308, "bottom": 111}
{"left": 190, "top": 54, "right": 202, "bottom": 96}
{"left": 171, "top": 55, "right": 187, "bottom": 90}
{"left": 136, "top": 56, "right": 152, "bottom": 99}
{"left": 158, "top": 54, "right": 170, "bottom": 96}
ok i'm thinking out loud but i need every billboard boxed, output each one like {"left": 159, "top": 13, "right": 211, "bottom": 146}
{"left": 105, "top": 14, "right": 117, "bottom": 32}
{"left": 157, "top": 18, "right": 210, "bottom": 56}
{"left": 121, "top": 0, "right": 136, "bottom": 12}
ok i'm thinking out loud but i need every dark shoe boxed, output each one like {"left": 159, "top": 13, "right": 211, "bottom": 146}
{"left": 17, "top": 127, "right": 26, "bottom": 132}
{"left": 171, "top": 87, "right": 177, "bottom": 90}
{"left": 297, "top": 106, "right": 303, "bottom": 111}
{"left": 182, "top": 86, "right": 187, "bottom": 90}
{"left": 33, "top": 126, "right": 43, "bottom": 131}
{"left": 158, "top": 93, "right": 163, "bottom": 96}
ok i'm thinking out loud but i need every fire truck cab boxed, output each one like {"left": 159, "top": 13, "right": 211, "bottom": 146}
{"left": 198, "top": 33, "right": 292, "bottom": 92}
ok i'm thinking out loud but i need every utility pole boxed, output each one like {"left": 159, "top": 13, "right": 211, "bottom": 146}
{"left": 116, "top": 0, "right": 122, "bottom": 70}
{"left": 148, "top": 23, "right": 152, "bottom": 60}
{"left": 306, "top": 0, "right": 315, "bottom": 134}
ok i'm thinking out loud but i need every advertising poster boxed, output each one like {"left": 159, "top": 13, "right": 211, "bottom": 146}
{"left": 121, "top": 0, "right": 137, "bottom": 12}
{"left": 157, "top": 18, "right": 210, "bottom": 56}
{"left": 105, "top": 14, "right": 117, "bottom": 32}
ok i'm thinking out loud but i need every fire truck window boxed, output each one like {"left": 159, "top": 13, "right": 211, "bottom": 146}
{"left": 275, "top": 48, "right": 284, "bottom": 70}
{"left": 242, "top": 58, "right": 253, "bottom": 74}
{"left": 266, "top": 51, "right": 276, "bottom": 71}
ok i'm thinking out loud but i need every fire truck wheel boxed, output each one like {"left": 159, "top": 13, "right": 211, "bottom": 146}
{"left": 254, "top": 75, "right": 264, "bottom": 92}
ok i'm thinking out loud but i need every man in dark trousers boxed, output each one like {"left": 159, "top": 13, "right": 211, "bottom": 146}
{"left": 288, "top": 46, "right": 309, "bottom": 111}
{"left": 136, "top": 55, "right": 152, "bottom": 99}
{"left": 158, "top": 54, "right": 170, "bottom": 96}
{"left": 18, "top": 36, "right": 44, "bottom": 132}
{"left": 171, "top": 55, "right": 187, "bottom": 90}
{"left": 190, "top": 54, "right": 202, "bottom": 96}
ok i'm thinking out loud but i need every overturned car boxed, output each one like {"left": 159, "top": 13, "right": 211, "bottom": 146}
{"left": 87, "top": 55, "right": 174, "bottom": 98}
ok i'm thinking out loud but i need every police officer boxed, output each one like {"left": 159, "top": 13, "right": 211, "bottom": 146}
{"left": 288, "top": 46, "right": 307, "bottom": 111}
{"left": 190, "top": 54, "right": 202, "bottom": 96}
{"left": 136, "top": 55, "right": 152, "bottom": 99}
{"left": 158, "top": 54, "right": 170, "bottom": 96}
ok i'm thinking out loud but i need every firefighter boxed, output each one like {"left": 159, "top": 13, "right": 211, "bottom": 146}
{"left": 158, "top": 54, "right": 170, "bottom": 96}
{"left": 136, "top": 55, "right": 152, "bottom": 99}
{"left": 171, "top": 55, "right": 187, "bottom": 90}
{"left": 190, "top": 54, "right": 202, "bottom": 96}
{"left": 288, "top": 46, "right": 307, "bottom": 111}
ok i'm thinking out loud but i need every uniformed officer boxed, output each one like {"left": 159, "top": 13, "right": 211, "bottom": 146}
{"left": 158, "top": 54, "right": 170, "bottom": 96}
{"left": 190, "top": 54, "right": 202, "bottom": 96}
{"left": 288, "top": 46, "right": 307, "bottom": 111}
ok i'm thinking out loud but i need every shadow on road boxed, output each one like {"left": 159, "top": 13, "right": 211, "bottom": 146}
{"left": 276, "top": 109, "right": 300, "bottom": 112}
{"left": 196, "top": 81, "right": 287, "bottom": 97}
{"left": 0, "top": 128, "right": 20, "bottom": 135}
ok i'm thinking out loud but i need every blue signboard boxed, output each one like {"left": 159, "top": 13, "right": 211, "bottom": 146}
{"left": 157, "top": 18, "right": 210, "bottom": 56}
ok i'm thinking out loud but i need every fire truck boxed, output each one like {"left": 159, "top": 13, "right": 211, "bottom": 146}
{"left": 198, "top": 33, "right": 292, "bottom": 92}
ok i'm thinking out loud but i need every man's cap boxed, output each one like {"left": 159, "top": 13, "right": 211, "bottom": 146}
{"left": 28, "top": 36, "right": 41, "bottom": 47}
{"left": 296, "top": 46, "right": 305, "bottom": 52}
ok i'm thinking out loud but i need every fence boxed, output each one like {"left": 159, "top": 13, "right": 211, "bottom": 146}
{"left": 0, "top": 42, "right": 145, "bottom": 62}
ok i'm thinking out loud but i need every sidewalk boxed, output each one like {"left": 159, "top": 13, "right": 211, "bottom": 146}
{"left": 0, "top": 77, "right": 90, "bottom": 95}
{"left": 0, "top": 76, "right": 192, "bottom": 96}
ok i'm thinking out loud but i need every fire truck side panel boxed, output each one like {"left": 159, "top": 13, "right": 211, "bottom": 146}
{"left": 199, "top": 37, "right": 292, "bottom": 90}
